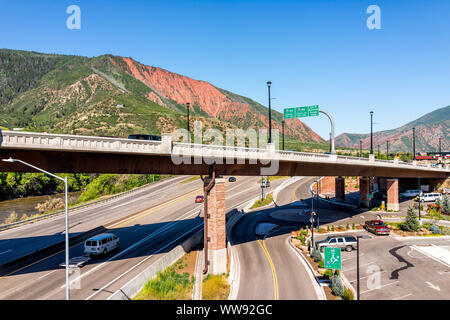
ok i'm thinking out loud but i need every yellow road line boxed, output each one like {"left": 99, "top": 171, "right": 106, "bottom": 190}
{"left": 292, "top": 182, "right": 303, "bottom": 202}
{"left": 0, "top": 188, "right": 202, "bottom": 279}
{"left": 257, "top": 239, "right": 279, "bottom": 300}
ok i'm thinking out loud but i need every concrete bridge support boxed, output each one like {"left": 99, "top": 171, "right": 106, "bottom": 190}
{"left": 335, "top": 177, "right": 346, "bottom": 202}
{"left": 387, "top": 178, "right": 399, "bottom": 211}
{"left": 359, "top": 177, "right": 370, "bottom": 208}
{"left": 204, "top": 177, "right": 227, "bottom": 275}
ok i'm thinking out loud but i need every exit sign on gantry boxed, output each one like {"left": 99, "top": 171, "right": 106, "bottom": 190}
{"left": 283, "top": 105, "right": 320, "bottom": 119}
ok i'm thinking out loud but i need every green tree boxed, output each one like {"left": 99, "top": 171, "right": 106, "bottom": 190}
{"left": 401, "top": 206, "right": 421, "bottom": 232}
{"left": 331, "top": 273, "right": 344, "bottom": 296}
{"left": 441, "top": 195, "right": 450, "bottom": 214}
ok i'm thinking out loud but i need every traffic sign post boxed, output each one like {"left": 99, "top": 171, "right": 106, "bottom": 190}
{"left": 324, "top": 247, "right": 342, "bottom": 270}
{"left": 283, "top": 105, "right": 336, "bottom": 154}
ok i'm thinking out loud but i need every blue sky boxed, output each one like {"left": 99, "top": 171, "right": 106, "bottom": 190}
{"left": 1, "top": 0, "right": 449, "bottom": 139}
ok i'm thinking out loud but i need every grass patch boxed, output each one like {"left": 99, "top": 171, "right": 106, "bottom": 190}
{"left": 202, "top": 274, "right": 230, "bottom": 300}
{"left": 250, "top": 193, "right": 273, "bottom": 209}
{"left": 134, "top": 254, "right": 195, "bottom": 300}
{"left": 180, "top": 176, "right": 201, "bottom": 184}
{"left": 257, "top": 176, "right": 289, "bottom": 183}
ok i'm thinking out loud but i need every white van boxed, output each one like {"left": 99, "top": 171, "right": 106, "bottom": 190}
{"left": 417, "top": 192, "right": 442, "bottom": 202}
{"left": 84, "top": 233, "right": 120, "bottom": 256}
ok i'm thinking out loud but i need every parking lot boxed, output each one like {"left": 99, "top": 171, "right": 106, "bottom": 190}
{"left": 315, "top": 231, "right": 450, "bottom": 300}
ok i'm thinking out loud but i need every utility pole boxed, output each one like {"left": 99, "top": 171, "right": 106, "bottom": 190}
{"left": 412, "top": 127, "right": 416, "bottom": 161}
{"left": 378, "top": 144, "right": 380, "bottom": 159}
{"left": 267, "top": 81, "right": 272, "bottom": 144}
{"left": 439, "top": 137, "right": 442, "bottom": 154}
{"left": 282, "top": 120, "right": 285, "bottom": 150}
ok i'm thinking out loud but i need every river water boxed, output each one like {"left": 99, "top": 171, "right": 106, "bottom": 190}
{"left": 0, "top": 192, "right": 81, "bottom": 224}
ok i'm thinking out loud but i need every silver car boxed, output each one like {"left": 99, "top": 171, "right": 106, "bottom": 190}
{"left": 315, "top": 235, "right": 358, "bottom": 253}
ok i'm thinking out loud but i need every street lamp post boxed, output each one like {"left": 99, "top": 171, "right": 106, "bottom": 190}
{"left": 281, "top": 120, "right": 285, "bottom": 151}
{"left": 357, "top": 235, "right": 362, "bottom": 300}
{"left": 267, "top": 81, "right": 272, "bottom": 144}
{"left": 2, "top": 158, "right": 70, "bottom": 300}
{"left": 386, "top": 140, "right": 389, "bottom": 160}
{"left": 360, "top": 140, "right": 362, "bottom": 158}
{"left": 186, "top": 102, "right": 191, "bottom": 143}
{"left": 412, "top": 127, "right": 416, "bottom": 161}
{"left": 370, "top": 111, "right": 374, "bottom": 155}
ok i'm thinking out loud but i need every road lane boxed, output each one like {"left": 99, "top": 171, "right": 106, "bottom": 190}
{"left": 0, "top": 175, "right": 283, "bottom": 299}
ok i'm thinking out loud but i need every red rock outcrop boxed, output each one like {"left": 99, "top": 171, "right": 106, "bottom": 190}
{"left": 111, "top": 56, "right": 324, "bottom": 143}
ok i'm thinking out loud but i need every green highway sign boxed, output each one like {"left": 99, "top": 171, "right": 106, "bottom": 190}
{"left": 283, "top": 105, "right": 320, "bottom": 119}
{"left": 324, "top": 247, "right": 342, "bottom": 270}
{"left": 284, "top": 107, "right": 296, "bottom": 119}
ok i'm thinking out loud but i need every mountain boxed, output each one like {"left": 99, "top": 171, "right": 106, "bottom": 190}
{"left": 0, "top": 49, "right": 324, "bottom": 148}
{"left": 335, "top": 106, "right": 450, "bottom": 153}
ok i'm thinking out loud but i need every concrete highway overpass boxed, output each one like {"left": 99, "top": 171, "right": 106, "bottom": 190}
{"left": 0, "top": 130, "right": 448, "bottom": 179}
{"left": 1, "top": 130, "right": 448, "bottom": 276}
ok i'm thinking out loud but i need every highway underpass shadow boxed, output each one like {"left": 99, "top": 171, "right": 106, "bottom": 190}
{"left": 0, "top": 215, "right": 204, "bottom": 277}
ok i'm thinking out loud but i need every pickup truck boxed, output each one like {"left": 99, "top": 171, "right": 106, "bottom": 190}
{"left": 315, "top": 235, "right": 358, "bottom": 253}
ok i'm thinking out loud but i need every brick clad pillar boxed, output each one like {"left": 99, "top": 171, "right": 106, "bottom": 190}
{"left": 359, "top": 177, "right": 370, "bottom": 208}
{"left": 319, "top": 176, "right": 335, "bottom": 194}
{"left": 387, "top": 178, "right": 399, "bottom": 211}
{"left": 205, "top": 177, "right": 227, "bottom": 275}
{"left": 335, "top": 177, "right": 346, "bottom": 202}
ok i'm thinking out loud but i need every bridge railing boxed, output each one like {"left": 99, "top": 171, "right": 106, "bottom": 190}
{"left": 1, "top": 130, "right": 162, "bottom": 153}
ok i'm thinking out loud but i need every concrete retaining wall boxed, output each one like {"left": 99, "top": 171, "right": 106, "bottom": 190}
{"left": 108, "top": 229, "right": 204, "bottom": 300}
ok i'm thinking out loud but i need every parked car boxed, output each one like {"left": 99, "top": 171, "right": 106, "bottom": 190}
{"left": 372, "top": 190, "right": 387, "bottom": 201}
{"left": 399, "top": 190, "right": 421, "bottom": 198}
{"left": 228, "top": 177, "right": 236, "bottom": 182}
{"left": 364, "top": 220, "right": 390, "bottom": 235}
{"left": 195, "top": 195, "right": 204, "bottom": 203}
{"left": 415, "top": 192, "right": 442, "bottom": 202}
{"left": 315, "top": 235, "right": 358, "bottom": 253}
{"left": 84, "top": 233, "right": 120, "bottom": 257}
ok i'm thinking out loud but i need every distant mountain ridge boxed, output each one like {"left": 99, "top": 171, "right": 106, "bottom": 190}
{"left": 335, "top": 106, "right": 450, "bottom": 153}
{"left": 0, "top": 49, "right": 324, "bottom": 146}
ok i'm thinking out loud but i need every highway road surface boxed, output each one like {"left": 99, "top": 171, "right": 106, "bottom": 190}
{"left": 0, "top": 175, "right": 286, "bottom": 300}
{"left": 232, "top": 177, "right": 322, "bottom": 300}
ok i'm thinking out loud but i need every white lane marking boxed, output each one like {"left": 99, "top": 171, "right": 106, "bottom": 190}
{"left": 0, "top": 249, "right": 12, "bottom": 255}
{"left": 349, "top": 271, "right": 387, "bottom": 283}
{"left": 38, "top": 270, "right": 58, "bottom": 280}
{"left": 425, "top": 281, "right": 441, "bottom": 291}
{"left": 392, "top": 293, "right": 413, "bottom": 300}
{"left": 360, "top": 280, "right": 399, "bottom": 294}
{"left": 90, "top": 223, "right": 203, "bottom": 300}
{"left": 61, "top": 204, "right": 202, "bottom": 289}
{"left": 343, "top": 261, "right": 377, "bottom": 272}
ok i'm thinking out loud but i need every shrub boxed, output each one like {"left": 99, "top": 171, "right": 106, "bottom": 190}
{"left": 35, "top": 197, "right": 65, "bottom": 214}
{"left": 319, "top": 260, "right": 324, "bottom": 268}
{"left": 5, "top": 211, "right": 19, "bottom": 224}
{"left": 331, "top": 225, "right": 335, "bottom": 231}
{"left": 331, "top": 273, "right": 344, "bottom": 296}
{"left": 311, "top": 247, "right": 322, "bottom": 262}
{"left": 401, "top": 206, "right": 420, "bottom": 232}
{"left": 430, "top": 225, "right": 441, "bottom": 234}
{"left": 352, "top": 222, "right": 355, "bottom": 230}
{"left": 342, "top": 288, "right": 354, "bottom": 300}
{"left": 442, "top": 195, "right": 450, "bottom": 214}
{"left": 327, "top": 225, "right": 330, "bottom": 232}
{"left": 323, "top": 269, "right": 333, "bottom": 279}
{"left": 346, "top": 223, "right": 349, "bottom": 230}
